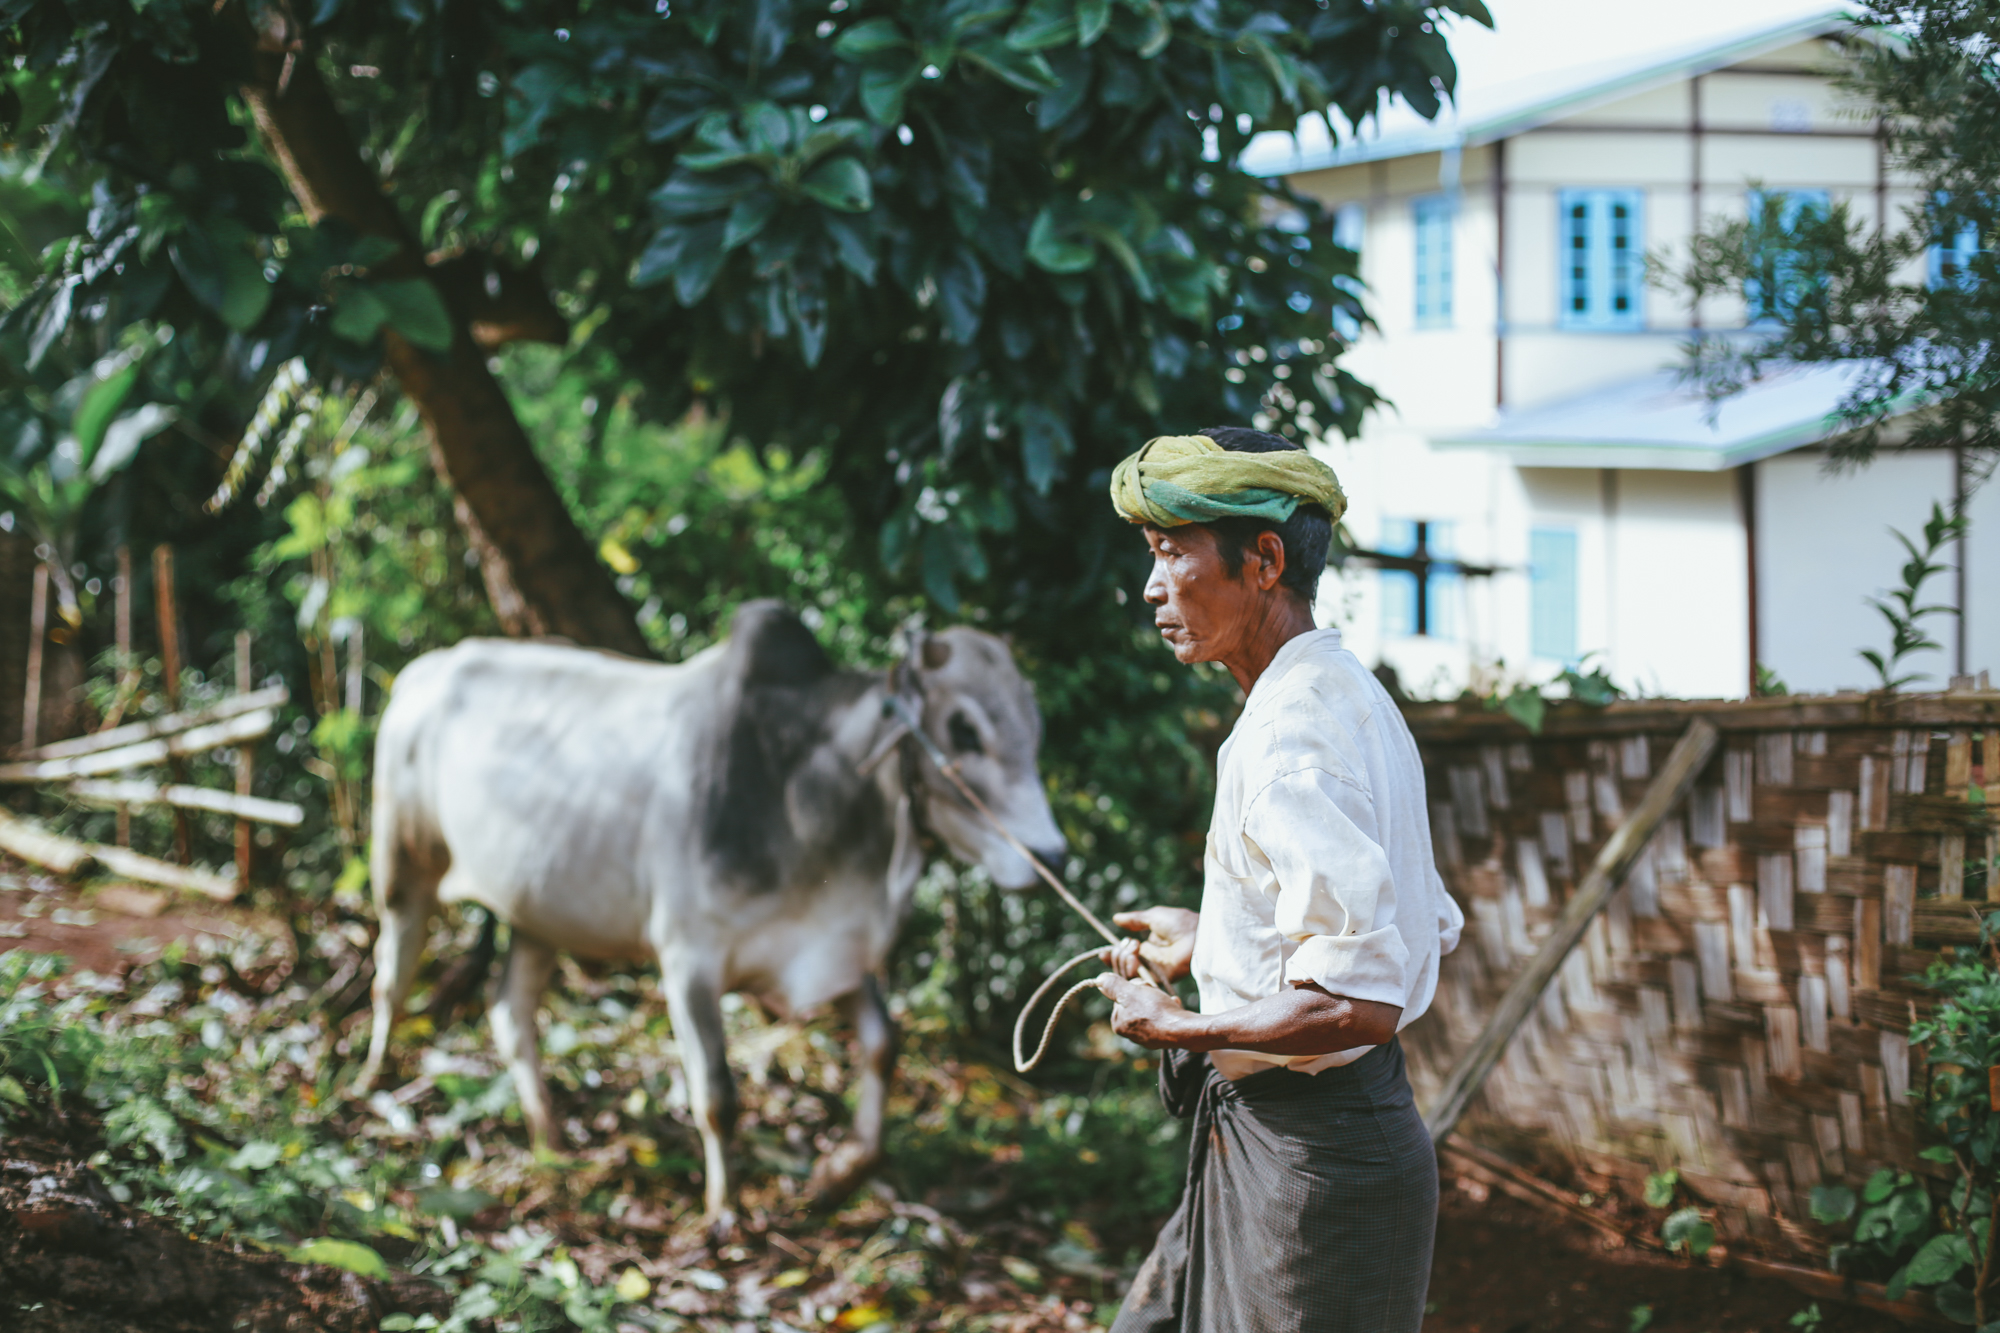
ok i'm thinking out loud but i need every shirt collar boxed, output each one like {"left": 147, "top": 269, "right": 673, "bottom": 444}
{"left": 1241, "top": 626, "right": 1341, "bottom": 718}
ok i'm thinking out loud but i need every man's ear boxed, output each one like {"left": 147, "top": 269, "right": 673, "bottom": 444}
{"left": 1255, "top": 530, "right": 1288, "bottom": 591}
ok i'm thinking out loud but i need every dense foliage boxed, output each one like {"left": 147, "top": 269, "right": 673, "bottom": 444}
{"left": 1805, "top": 907, "right": 2000, "bottom": 1325}
{"left": 1669, "top": 0, "right": 2000, "bottom": 483}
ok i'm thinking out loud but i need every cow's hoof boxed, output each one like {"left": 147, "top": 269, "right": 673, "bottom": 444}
{"left": 806, "top": 1141, "right": 882, "bottom": 1209}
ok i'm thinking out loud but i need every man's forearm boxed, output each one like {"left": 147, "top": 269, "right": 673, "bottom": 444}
{"left": 1149, "top": 984, "right": 1401, "bottom": 1056}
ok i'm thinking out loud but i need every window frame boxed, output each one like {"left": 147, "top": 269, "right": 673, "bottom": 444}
{"left": 1556, "top": 188, "right": 1645, "bottom": 332}
{"left": 1528, "top": 526, "right": 1580, "bottom": 665}
{"left": 1743, "top": 188, "right": 1831, "bottom": 324}
{"left": 1412, "top": 194, "right": 1454, "bottom": 330}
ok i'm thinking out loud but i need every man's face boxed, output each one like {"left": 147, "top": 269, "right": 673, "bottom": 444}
{"left": 1142, "top": 524, "right": 1274, "bottom": 665}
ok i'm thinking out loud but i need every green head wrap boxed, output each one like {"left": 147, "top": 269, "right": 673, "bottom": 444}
{"left": 1108, "top": 434, "right": 1348, "bottom": 528}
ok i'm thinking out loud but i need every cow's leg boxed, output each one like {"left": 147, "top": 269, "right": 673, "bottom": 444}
{"left": 489, "top": 934, "right": 561, "bottom": 1153}
{"left": 809, "top": 974, "right": 896, "bottom": 1206}
{"left": 355, "top": 838, "right": 441, "bottom": 1095}
{"left": 660, "top": 958, "right": 737, "bottom": 1230}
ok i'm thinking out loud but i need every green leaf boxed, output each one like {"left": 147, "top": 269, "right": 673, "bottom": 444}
{"left": 373, "top": 278, "right": 454, "bottom": 353}
{"left": 331, "top": 283, "right": 390, "bottom": 344}
{"left": 1933, "top": 1281, "right": 1977, "bottom": 1325}
{"left": 724, "top": 193, "right": 778, "bottom": 250}
{"left": 1007, "top": 0, "right": 1076, "bottom": 51}
{"left": 1660, "top": 1207, "right": 1715, "bottom": 1257}
{"left": 289, "top": 1238, "right": 389, "bottom": 1280}
{"left": 1643, "top": 1170, "right": 1678, "bottom": 1209}
{"left": 1808, "top": 1184, "right": 1856, "bottom": 1225}
{"left": 1076, "top": 0, "right": 1111, "bottom": 45}
{"left": 226, "top": 1140, "right": 282, "bottom": 1171}
{"left": 1026, "top": 208, "right": 1094, "bottom": 273}
{"left": 413, "top": 1185, "right": 497, "bottom": 1219}
{"left": 1920, "top": 1145, "right": 1958, "bottom": 1164}
{"left": 859, "top": 66, "right": 916, "bottom": 125}
{"left": 833, "top": 18, "right": 910, "bottom": 61}
{"left": 1906, "top": 1232, "right": 1972, "bottom": 1286}
{"left": 71, "top": 361, "right": 140, "bottom": 463}
{"left": 961, "top": 41, "right": 1060, "bottom": 93}
{"left": 1501, "top": 688, "right": 1547, "bottom": 734}
{"left": 169, "top": 223, "right": 270, "bottom": 331}
{"left": 89, "top": 403, "right": 175, "bottom": 484}
{"left": 800, "top": 157, "right": 872, "bottom": 213}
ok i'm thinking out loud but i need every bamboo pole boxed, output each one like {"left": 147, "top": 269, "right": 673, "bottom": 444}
{"left": 20, "top": 686, "right": 288, "bottom": 762}
{"left": 152, "top": 544, "right": 193, "bottom": 863}
{"left": 0, "top": 709, "right": 276, "bottom": 782}
{"left": 1425, "top": 718, "right": 1722, "bottom": 1146}
{"left": 114, "top": 544, "right": 132, "bottom": 844}
{"left": 0, "top": 808, "right": 237, "bottom": 899}
{"left": 21, "top": 562, "right": 48, "bottom": 752}
{"left": 64, "top": 778, "right": 303, "bottom": 827}
{"left": 234, "top": 631, "right": 255, "bottom": 886}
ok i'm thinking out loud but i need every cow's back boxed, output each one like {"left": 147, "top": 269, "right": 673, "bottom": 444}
{"left": 375, "top": 639, "right": 724, "bottom": 958}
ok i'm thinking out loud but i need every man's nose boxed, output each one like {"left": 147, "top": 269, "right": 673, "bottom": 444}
{"left": 1143, "top": 561, "right": 1167, "bottom": 605}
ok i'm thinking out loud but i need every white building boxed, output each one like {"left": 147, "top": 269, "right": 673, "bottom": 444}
{"left": 1253, "top": 1, "right": 1999, "bottom": 699}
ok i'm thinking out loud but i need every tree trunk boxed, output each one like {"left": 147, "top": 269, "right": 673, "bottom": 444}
{"left": 237, "top": 25, "right": 651, "bottom": 658}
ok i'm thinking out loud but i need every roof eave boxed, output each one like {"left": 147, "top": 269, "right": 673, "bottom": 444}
{"left": 1245, "top": 7, "right": 1858, "bottom": 180}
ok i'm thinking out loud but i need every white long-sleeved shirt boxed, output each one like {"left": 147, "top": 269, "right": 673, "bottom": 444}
{"left": 1191, "top": 627, "right": 1464, "bottom": 1078}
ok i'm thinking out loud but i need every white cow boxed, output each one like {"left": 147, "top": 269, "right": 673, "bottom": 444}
{"left": 353, "top": 601, "right": 1065, "bottom": 1224}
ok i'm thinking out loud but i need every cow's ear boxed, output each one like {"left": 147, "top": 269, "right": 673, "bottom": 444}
{"left": 922, "top": 636, "right": 953, "bottom": 670}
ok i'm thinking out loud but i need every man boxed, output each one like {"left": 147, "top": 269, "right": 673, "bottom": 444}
{"left": 1094, "top": 427, "right": 1464, "bottom": 1333}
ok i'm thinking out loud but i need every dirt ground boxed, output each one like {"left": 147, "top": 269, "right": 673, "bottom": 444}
{"left": 1424, "top": 1184, "right": 1906, "bottom": 1333}
{"left": 0, "top": 866, "right": 1922, "bottom": 1333}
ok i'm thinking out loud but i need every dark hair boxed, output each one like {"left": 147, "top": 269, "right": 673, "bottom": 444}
{"left": 1196, "top": 426, "right": 1332, "bottom": 604}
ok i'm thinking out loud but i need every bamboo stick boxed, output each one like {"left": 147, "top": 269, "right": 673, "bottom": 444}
{"left": 17, "top": 685, "right": 289, "bottom": 762}
{"left": 21, "top": 562, "right": 48, "bottom": 751}
{"left": 114, "top": 544, "right": 132, "bottom": 844}
{"left": 89, "top": 844, "right": 236, "bottom": 900}
{"left": 0, "top": 709, "right": 276, "bottom": 782}
{"left": 0, "top": 808, "right": 236, "bottom": 899}
{"left": 63, "top": 779, "right": 304, "bottom": 827}
{"left": 152, "top": 544, "right": 192, "bottom": 863}
{"left": 1425, "top": 718, "right": 1722, "bottom": 1145}
{"left": 0, "top": 806, "right": 91, "bottom": 874}
{"left": 235, "top": 631, "right": 255, "bottom": 885}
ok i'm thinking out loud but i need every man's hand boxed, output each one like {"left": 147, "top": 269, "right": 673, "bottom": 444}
{"left": 1102, "top": 906, "right": 1199, "bottom": 983}
{"left": 1094, "top": 972, "right": 1192, "bottom": 1049}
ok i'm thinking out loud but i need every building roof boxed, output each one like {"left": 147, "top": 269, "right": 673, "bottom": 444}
{"left": 1241, "top": 1, "right": 1853, "bottom": 178}
{"left": 1430, "top": 362, "right": 1897, "bottom": 471}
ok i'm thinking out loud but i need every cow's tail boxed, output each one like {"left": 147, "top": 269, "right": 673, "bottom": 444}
{"left": 423, "top": 908, "right": 500, "bottom": 1028}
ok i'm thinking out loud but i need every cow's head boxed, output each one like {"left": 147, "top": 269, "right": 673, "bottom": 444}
{"left": 900, "top": 629, "right": 1066, "bottom": 891}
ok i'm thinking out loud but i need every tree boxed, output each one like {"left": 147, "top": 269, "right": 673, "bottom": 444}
{"left": 2, "top": 0, "right": 1487, "bottom": 649}
{"left": 1668, "top": 1, "right": 2000, "bottom": 485}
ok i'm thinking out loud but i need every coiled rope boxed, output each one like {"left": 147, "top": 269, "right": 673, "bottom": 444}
{"left": 884, "top": 696, "right": 1168, "bottom": 1072}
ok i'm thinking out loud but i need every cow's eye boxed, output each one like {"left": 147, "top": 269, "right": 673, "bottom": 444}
{"left": 948, "top": 711, "right": 984, "bottom": 755}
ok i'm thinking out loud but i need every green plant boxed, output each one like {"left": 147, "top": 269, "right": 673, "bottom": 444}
{"left": 1628, "top": 1303, "right": 1654, "bottom": 1332}
{"left": 1859, "top": 502, "right": 1967, "bottom": 692}
{"left": 1661, "top": 1206, "right": 1715, "bottom": 1259}
{"left": 1643, "top": 1170, "right": 1679, "bottom": 1209}
{"left": 1790, "top": 1303, "right": 1824, "bottom": 1330}
{"left": 1485, "top": 657, "right": 1625, "bottom": 735}
{"left": 1756, "top": 663, "right": 1790, "bottom": 697}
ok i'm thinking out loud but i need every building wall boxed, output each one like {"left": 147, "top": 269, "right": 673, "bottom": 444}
{"left": 1291, "top": 34, "right": 1943, "bottom": 702}
{"left": 1757, "top": 450, "right": 1993, "bottom": 694}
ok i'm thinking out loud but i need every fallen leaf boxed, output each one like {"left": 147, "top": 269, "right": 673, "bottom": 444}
{"left": 615, "top": 1268, "right": 652, "bottom": 1301}
{"left": 773, "top": 1268, "right": 812, "bottom": 1288}
{"left": 288, "top": 1238, "right": 388, "bottom": 1279}
{"left": 835, "top": 1304, "right": 888, "bottom": 1329}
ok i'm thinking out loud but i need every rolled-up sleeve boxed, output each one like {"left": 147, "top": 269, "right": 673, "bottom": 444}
{"left": 1240, "top": 767, "right": 1411, "bottom": 1010}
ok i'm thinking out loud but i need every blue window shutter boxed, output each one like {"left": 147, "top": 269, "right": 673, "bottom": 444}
{"left": 1529, "top": 528, "right": 1579, "bottom": 663}
{"left": 1928, "top": 193, "right": 1980, "bottom": 288}
{"left": 1380, "top": 518, "right": 1416, "bottom": 636}
{"left": 1745, "top": 189, "right": 1830, "bottom": 321}
{"left": 1413, "top": 197, "right": 1453, "bottom": 328}
{"left": 1333, "top": 205, "right": 1365, "bottom": 339}
{"left": 1558, "top": 189, "right": 1644, "bottom": 330}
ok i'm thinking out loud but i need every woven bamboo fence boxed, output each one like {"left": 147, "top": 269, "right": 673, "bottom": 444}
{"left": 1399, "top": 689, "right": 2000, "bottom": 1255}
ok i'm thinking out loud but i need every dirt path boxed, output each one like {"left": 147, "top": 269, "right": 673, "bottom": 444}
{"left": 1424, "top": 1184, "right": 1905, "bottom": 1333}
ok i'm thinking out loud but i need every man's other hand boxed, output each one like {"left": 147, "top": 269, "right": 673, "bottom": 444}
{"left": 1094, "top": 972, "right": 1191, "bottom": 1049}
{"left": 1103, "top": 906, "right": 1199, "bottom": 983}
